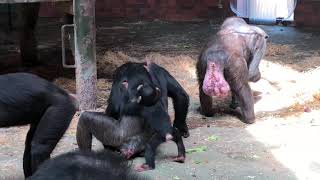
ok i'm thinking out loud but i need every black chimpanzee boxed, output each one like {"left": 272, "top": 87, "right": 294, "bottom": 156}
{"left": 197, "top": 17, "right": 268, "bottom": 124}
{"left": 0, "top": 73, "right": 77, "bottom": 177}
{"left": 28, "top": 150, "right": 149, "bottom": 180}
{"left": 76, "top": 62, "right": 189, "bottom": 171}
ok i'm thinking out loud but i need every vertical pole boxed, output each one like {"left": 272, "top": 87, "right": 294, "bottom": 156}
{"left": 74, "top": 0, "right": 97, "bottom": 110}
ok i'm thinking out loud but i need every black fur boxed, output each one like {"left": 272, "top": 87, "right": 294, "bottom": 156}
{"left": 28, "top": 150, "right": 149, "bottom": 180}
{"left": 77, "top": 62, "right": 189, "bottom": 170}
{"left": 0, "top": 73, "right": 76, "bottom": 177}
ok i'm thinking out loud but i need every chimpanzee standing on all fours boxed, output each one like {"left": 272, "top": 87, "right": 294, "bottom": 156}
{"left": 197, "top": 17, "right": 268, "bottom": 123}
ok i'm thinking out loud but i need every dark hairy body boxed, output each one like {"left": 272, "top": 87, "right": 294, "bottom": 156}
{"left": 76, "top": 62, "right": 189, "bottom": 171}
{"left": 28, "top": 150, "right": 149, "bottom": 180}
{"left": 77, "top": 113, "right": 149, "bottom": 156}
{"left": 0, "top": 73, "right": 76, "bottom": 177}
{"left": 197, "top": 17, "right": 268, "bottom": 123}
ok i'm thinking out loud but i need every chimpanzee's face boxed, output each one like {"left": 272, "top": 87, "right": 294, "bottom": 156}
{"left": 121, "top": 65, "right": 160, "bottom": 106}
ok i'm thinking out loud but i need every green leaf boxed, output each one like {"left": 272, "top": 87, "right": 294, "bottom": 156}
{"left": 186, "top": 146, "right": 207, "bottom": 154}
{"left": 207, "top": 135, "right": 219, "bottom": 141}
{"left": 173, "top": 176, "right": 181, "bottom": 180}
{"left": 194, "top": 160, "right": 202, "bottom": 164}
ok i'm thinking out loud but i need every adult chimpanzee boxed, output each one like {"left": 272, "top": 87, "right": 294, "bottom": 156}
{"left": 28, "top": 150, "right": 149, "bottom": 180}
{"left": 197, "top": 17, "right": 268, "bottom": 124}
{"left": 0, "top": 73, "right": 76, "bottom": 177}
{"left": 76, "top": 62, "right": 189, "bottom": 171}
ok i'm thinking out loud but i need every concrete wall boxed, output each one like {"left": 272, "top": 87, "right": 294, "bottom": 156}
{"left": 39, "top": 0, "right": 234, "bottom": 21}
{"left": 38, "top": 0, "right": 320, "bottom": 27}
{"left": 295, "top": 0, "right": 320, "bottom": 27}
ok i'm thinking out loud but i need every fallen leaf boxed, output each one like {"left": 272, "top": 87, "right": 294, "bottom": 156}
{"left": 173, "top": 176, "right": 181, "bottom": 180}
{"left": 186, "top": 146, "right": 207, "bottom": 154}
{"left": 207, "top": 135, "right": 219, "bottom": 141}
{"left": 194, "top": 160, "right": 202, "bottom": 164}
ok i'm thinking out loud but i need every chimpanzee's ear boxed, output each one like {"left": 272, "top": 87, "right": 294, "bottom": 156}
{"left": 121, "top": 80, "right": 128, "bottom": 89}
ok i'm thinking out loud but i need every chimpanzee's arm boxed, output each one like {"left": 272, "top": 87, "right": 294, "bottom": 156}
{"left": 248, "top": 37, "right": 266, "bottom": 82}
{"left": 105, "top": 88, "right": 120, "bottom": 119}
{"left": 156, "top": 66, "right": 190, "bottom": 138}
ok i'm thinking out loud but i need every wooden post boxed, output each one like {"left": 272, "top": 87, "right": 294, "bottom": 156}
{"left": 74, "top": 0, "right": 97, "bottom": 110}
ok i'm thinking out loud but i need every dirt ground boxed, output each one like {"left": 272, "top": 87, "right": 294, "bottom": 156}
{"left": 0, "top": 18, "right": 320, "bottom": 180}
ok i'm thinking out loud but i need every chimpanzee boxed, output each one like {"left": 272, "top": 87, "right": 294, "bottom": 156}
{"left": 28, "top": 150, "right": 149, "bottom": 180}
{"left": 197, "top": 17, "right": 268, "bottom": 124}
{"left": 76, "top": 62, "right": 189, "bottom": 171}
{"left": 0, "top": 73, "right": 77, "bottom": 177}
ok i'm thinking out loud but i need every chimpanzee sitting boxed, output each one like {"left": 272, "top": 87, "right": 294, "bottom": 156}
{"left": 0, "top": 73, "right": 77, "bottom": 177}
{"left": 28, "top": 150, "right": 150, "bottom": 180}
{"left": 76, "top": 62, "right": 189, "bottom": 171}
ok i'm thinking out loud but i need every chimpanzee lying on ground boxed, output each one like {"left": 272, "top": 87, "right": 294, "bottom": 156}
{"left": 197, "top": 17, "right": 268, "bottom": 123}
{"left": 28, "top": 150, "right": 149, "bottom": 180}
{"left": 76, "top": 62, "right": 189, "bottom": 171}
{"left": 0, "top": 73, "right": 77, "bottom": 177}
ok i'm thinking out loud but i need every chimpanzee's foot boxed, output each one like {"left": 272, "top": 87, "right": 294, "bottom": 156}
{"left": 182, "top": 131, "right": 190, "bottom": 138}
{"left": 173, "top": 123, "right": 190, "bottom": 138}
{"left": 228, "top": 107, "right": 255, "bottom": 124}
{"left": 197, "top": 106, "right": 215, "bottom": 117}
{"left": 177, "top": 127, "right": 190, "bottom": 138}
{"left": 172, "top": 155, "right": 185, "bottom": 163}
{"left": 134, "top": 164, "right": 153, "bottom": 172}
{"left": 253, "top": 90, "right": 263, "bottom": 103}
{"left": 229, "top": 101, "right": 240, "bottom": 109}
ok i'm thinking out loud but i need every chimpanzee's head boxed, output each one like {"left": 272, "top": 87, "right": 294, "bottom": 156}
{"left": 118, "top": 62, "right": 160, "bottom": 106}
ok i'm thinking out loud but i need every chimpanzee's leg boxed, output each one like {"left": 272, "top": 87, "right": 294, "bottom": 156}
{"left": 199, "top": 81, "right": 215, "bottom": 117}
{"left": 232, "top": 83, "right": 255, "bottom": 124}
{"left": 171, "top": 128, "right": 186, "bottom": 163}
{"left": 76, "top": 114, "right": 94, "bottom": 150}
{"left": 29, "top": 101, "right": 75, "bottom": 174}
{"left": 135, "top": 128, "right": 186, "bottom": 172}
{"left": 229, "top": 93, "right": 240, "bottom": 109}
{"left": 225, "top": 55, "right": 255, "bottom": 124}
{"left": 196, "top": 59, "right": 215, "bottom": 118}
{"left": 77, "top": 112, "right": 124, "bottom": 150}
{"left": 23, "top": 124, "right": 37, "bottom": 177}
{"left": 135, "top": 134, "right": 165, "bottom": 172}
{"left": 77, "top": 112, "right": 144, "bottom": 151}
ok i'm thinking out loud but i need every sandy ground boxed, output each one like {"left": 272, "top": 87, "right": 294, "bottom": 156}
{"left": 0, "top": 18, "right": 320, "bottom": 179}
